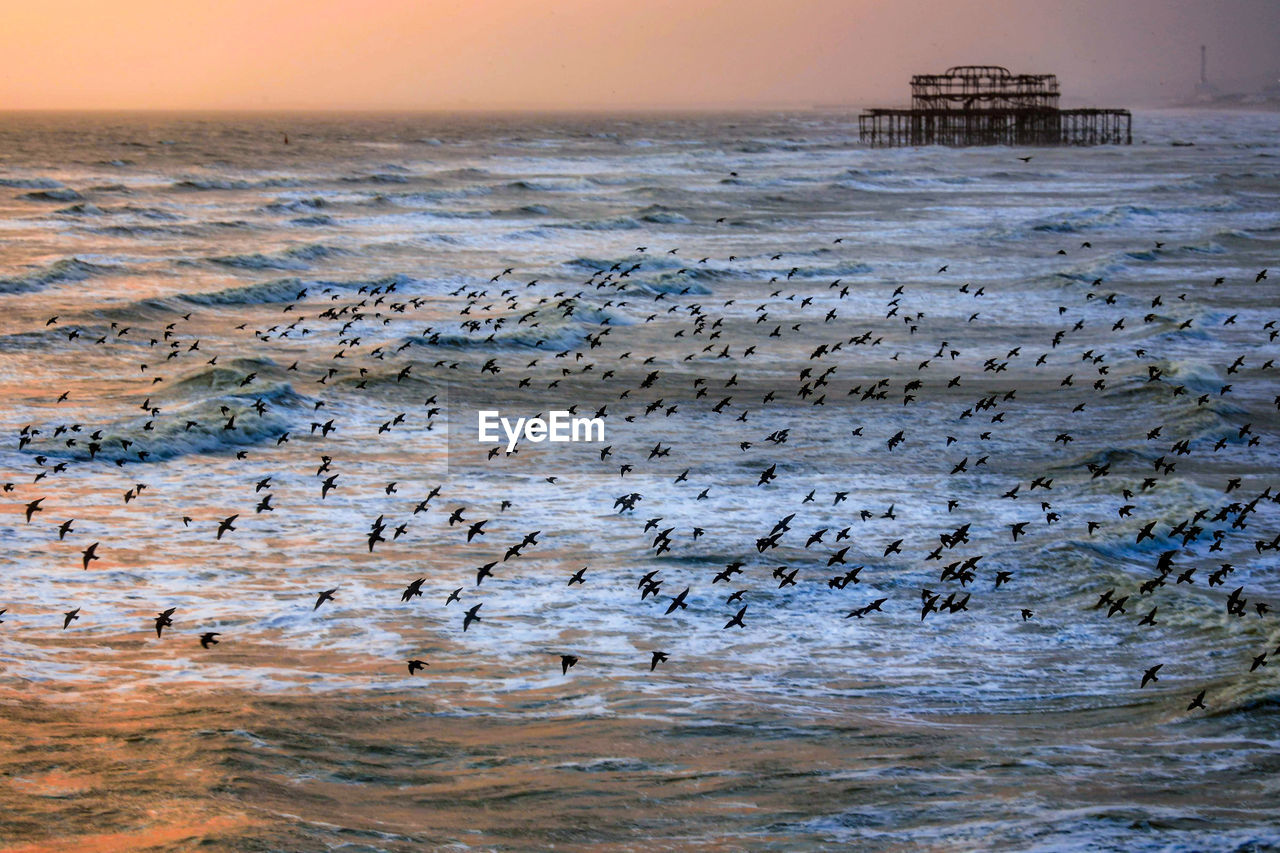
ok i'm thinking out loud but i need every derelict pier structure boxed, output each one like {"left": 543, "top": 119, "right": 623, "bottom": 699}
{"left": 859, "top": 66, "right": 1131, "bottom": 147}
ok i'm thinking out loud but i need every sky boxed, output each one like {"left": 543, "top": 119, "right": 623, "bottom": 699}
{"left": 2, "top": 0, "right": 1278, "bottom": 110}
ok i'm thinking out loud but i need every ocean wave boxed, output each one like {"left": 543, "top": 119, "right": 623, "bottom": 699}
{"left": 1204, "top": 685, "right": 1280, "bottom": 719}
{"left": 411, "top": 303, "right": 630, "bottom": 351}
{"left": 180, "top": 273, "right": 416, "bottom": 306}
{"left": 1030, "top": 204, "right": 1159, "bottom": 234}
{"left": 636, "top": 205, "right": 691, "bottom": 224}
{"left": 756, "top": 262, "right": 874, "bottom": 280}
{"left": 412, "top": 208, "right": 492, "bottom": 220}
{"left": 985, "top": 169, "right": 1062, "bottom": 181}
{"left": 502, "top": 227, "right": 551, "bottom": 241}
{"left": 59, "top": 203, "right": 183, "bottom": 224}
{"left": 562, "top": 253, "right": 767, "bottom": 287}
{"left": 208, "top": 254, "right": 309, "bottom": 271}
{"left": 1048, "top": 256, "right": 1131, "bottom": 285}
{"left": 22, "top": 381, "right": 307, "bottom": 464}
{"left": 90, "top": 224, "right": 203, "bottom": 239}
{"left": 341, "top": 173, "right": 411, "bottom": 184}
{"left": 632, "top": 274, "right": 714, "bottom": 294}
{"left": 434, "top": 168, "right": 488, "bottom": 180}
{"left": 1048, "top": 446, "right": 1158, "bottom": 475}
{"left": 1179, "top": 241, "right": 1229, "bottom": 255}
{"left": 172, "top": 178, "right": 252, "bottom": 191}
{"left": 180, "top": 277, "right": 320, "bottom": 306}
{"left": 120, "top": 205, "right": 181, "bottom": 221}
{"left": 262, "top": 197, "right": 328, "bottom": 214}
{"left": 1209, "top": 228, "right": 1257, "bottom": 242}
{"left": 731, "top": 141, "right": 807, "bottom": 154}
{"left": 553, "top": 216, "right": 642, "bottom": 231}
{"left": 413, "top": 324, "right": 586, "bottom": 351}
{"left": 0, "top": 257, "right": 115, "bottom": 295}
{"left": 380, "top": 186, "right": 493, "bottom": 205}
{"left": 0, "top": 326, "right": 108, "bottom": 353}
{"left": 586, "top": 174, "right": 636, "bottom": 187}
{"left": 21, "top": 188, "right": 83, "bottom": 202}
{"left": 505, "top": 178, "right": 593, "bottom": 192}
{"left": 282, "top": 243, "right": 346, "bottom": 261}
{"left": 0, "top": 176, "right": 64, "bottom": 189}
{"left": 290, "top": 215, "right": 335, "bottom": 227}
{"left": 54, "top": 203, "right": 104, "bottom": 216}
{"left": 565, "top": 254, "right": 669, "bottom": 273}
{"left": 832, "top": 170, "right": 980, "bottom": 193}
{"left": 208, "top": 243, "right": 348, "bottom": 270}
{"left": 90, "top": 297, "right": 175, "bottom": 323}
{"left": 173, "top": 177, "right": 300, "bottom": 191}
{"left": 163, "top": 361, "right": 293, "bottom": 397}
{"left": 1096, "top": 358, "right": 1225, "bottom": 403}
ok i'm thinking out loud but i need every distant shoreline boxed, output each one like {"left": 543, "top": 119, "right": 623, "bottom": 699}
{"left": 1166, "top": 98, "right": 1280, "bottom": 113}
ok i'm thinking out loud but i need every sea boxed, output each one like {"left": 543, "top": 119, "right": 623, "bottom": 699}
{"left": 0, "top": 109, "right": 1278, "bottom": 851}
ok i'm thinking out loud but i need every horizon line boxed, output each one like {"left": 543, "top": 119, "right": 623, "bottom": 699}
{"left": 0, "top": 100, "right": 1188, "bottom": 116}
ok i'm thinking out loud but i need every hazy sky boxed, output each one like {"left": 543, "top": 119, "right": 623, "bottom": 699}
{"left": 3, "top": 0, "right": 1278, "bottom": 110}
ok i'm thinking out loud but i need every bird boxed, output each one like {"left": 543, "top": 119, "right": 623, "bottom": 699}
{"left": 847, "top": 598, "right": 887, "bottom": 619}
{"left": 154, "top": 608, "right": 175, "bottom": 637}
{"left": 463, "top": 603, "right": 482, "bottom": 631}
{"left": 81, "top": 542, "right": 100, "bottom": 570}
{"left": 649, "top": 651, "right": 668, "bottom": 671}
{"left": 216, "top": 515, "right": 238, "bottom": 540}
{"left": 407, "top": 659, "right": 428, "bottom": 675}
{"left": 63, "top": 608, "right": 80, "bottom": 629}
{"left": 199, "top": 632, "right": 221, "bottom": 648}
{"left": 314, "top": 588, "right": 337, "bottom": 610}
{"left": 1141, "top": 664, "right": 1162, "bottom": 688}
{"left": 665, "top": 587, "right": 690, "bottom": 614}
{"left": 24, "top": 498, "right": 44, "bottom": 522}
{"left": 560, "top": 654, "right": 579, "bottom": 674}
{"left": 401, "top": 578, "right": 426, "bottom": 602}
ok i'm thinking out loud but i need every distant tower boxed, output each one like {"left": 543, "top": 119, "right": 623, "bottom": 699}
{"left": 1195, "top": 44, "right": 1218, "bottom": 98}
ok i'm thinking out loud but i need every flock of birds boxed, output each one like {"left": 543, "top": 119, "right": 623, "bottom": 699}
{"left": 7, "top": 162, "right": 1279, "bottom": 714}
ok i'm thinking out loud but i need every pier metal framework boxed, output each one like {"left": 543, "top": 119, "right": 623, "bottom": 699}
{"left": 859, "top": 66, "right": 1130, "bottom": 147}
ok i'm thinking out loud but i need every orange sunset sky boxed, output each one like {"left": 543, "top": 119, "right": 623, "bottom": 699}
{"left": 2, "top": 0, "right": 1278, "bottom": 111}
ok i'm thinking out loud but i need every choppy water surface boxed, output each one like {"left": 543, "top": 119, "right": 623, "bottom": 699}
{"left": 0, "top": 110, "right": 1279, "bottom": 851}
